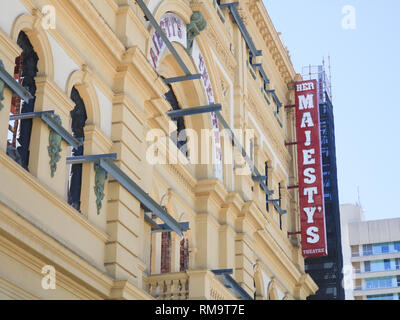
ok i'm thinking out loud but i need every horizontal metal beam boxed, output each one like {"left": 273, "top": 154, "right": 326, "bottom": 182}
{"left": 66, "top": 153, "right": 117, "bottom": 165}
{"left": 41, "top": 113, "right": 82, "bottom": 149}
{"left": 152, "top": 222, "right": 190, "bottom": 233}
{"left": 163, "top": 74, "right": 202, "bottom": 84}
{"left": 9, "top": 110, "right": 54, "bottom": 121}
{"left": 0, "top": 63, "right": 33, "bottom": 103}
{"left": 221, "top": 3, "right": 262, "bottom": 58}
{"left": 273, "top": 201, "right": 287, "bottom": 216}
{"left": 99, "top": 158, "right": 186, "bottom": 237}
{"left": 211, "top": 269, "right": 233, "bottom": 275}
{"left": 266, "top": 90, "right": 282, "bottom": 109}
{"left": 9, "top": 111, "right": 82, "bottom": 149}
{"left": 136, "top": 0, "right": 192, "bottom": 76}
{"left": 252, "top": 175, "right": 267, "bottom": 182}
{"left": 166, "top": 104, "right": 222, "bottom": 118}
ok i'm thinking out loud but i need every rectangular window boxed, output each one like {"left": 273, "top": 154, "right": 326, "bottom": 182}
{"left": 394, "top": 242, "right": 400, "bottom": 252}
{"left": 381, "top": 244, "right": 389, "bottom": 254}
{"left": 351, "top": 246, "right": 359, "bottom": 257}
{"left": 384, "top": 259, "right": 391, "bottom": 271}
{"left": 367, "top": 294, "right": 394, "bottom": 300}
{"left": 397, "top": 276, "right": 400, "bottom": 287}
{"left": 395, "top": 258, "right": 400, "bottom": 270}
{"left": 364, "top": 261, "right": 371, "bottom": 272}
{"left": 363, "top": 244, "right": 373, "bottom": 256}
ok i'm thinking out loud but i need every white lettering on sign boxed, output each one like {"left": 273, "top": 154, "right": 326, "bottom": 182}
{"left": 192, "top": 40, "right": 223, "bottom": 181}
{"left": 298, "top": 94, "right": 315, "bottom": 110}
{"left": 301, "top": 112, "right": 314, "bottom": 128}
{"left": 295, "top": 80, "right": 327, "bottom": 258}
{"left": 149, "top": 13, "right": 187, "bottom": 70}
{"left": 306, "top": 227, "right": 320, "bottom": 244}
{"left": 296, "top": 82, "right": 315, "bottom": 92}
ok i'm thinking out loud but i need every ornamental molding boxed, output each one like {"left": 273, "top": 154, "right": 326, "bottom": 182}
{"left": 244, "top": 1, "right": 295, "bottom": 86}
{"left": 190, "top": 0, "right": 237, "bottom": 78}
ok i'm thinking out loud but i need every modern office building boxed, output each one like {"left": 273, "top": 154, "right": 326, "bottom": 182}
{"left": 340, "top": 204, "right": 400, "bottom": 300}
{"left": 301, "top": 65, "right": 345, "bottom": 300}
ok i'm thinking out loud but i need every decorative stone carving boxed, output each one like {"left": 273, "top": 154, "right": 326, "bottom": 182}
{"left": 94, "top": 162, "right": 108, "bottom": 215}
{"left": 47, "top": 114, "right": 62, "bottom": 177}
{"left": 187, "top": 12, "right": 207, "bottom": 55}
{"left": 0, "top": 60, "right": 5, "bottom": 111}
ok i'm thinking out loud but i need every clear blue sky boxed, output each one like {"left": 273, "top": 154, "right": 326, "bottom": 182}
{"left": 263, "top": 0, "right": 400, "bottom": 221}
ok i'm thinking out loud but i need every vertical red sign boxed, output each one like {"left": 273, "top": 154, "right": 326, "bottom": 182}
{"left": 295, "top": 80, "right": 328, "bottom": 258}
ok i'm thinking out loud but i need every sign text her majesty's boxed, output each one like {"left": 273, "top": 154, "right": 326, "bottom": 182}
{"left": 295, "top": 80, "right": 328, "bottom": 258}
{"left": 148, "top": 13, "right": 223, "bottom": 181}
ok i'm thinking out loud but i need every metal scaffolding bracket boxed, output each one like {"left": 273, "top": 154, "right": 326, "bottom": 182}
{"left": 10, "top": 110, "right": 82, "bottom": 149}
{"left": 222, "top": 3, "right": 270, "bottom": 87}
{"left": 215, "top": 111, "right": 274, "bottom": 196}
{"left": 136, "top": 0, "right": 194, "bottom": 77}
{"left": 163, "top": 74, "right": 202, "bottom": 84}
{"left": 66, "top": 153, "right": 117, "bottom": 165}
{"left": 252, "top": 175, "right": 267, "bottom": 182}
{"left": 220, "top": 3, "right": 262, "bottom": 58}
{"left": 273, "top": 201, "right": 287, "bottom": 216}
{"left": 211, "top": 269, "right": 253, "bottom": 300}
{"left": 166, "top": 104, "right": 222, "bottom": 118}
{"left": 151, "top": 222, "right": 190, "bottom": 234}
{"left": 266, "top": 90, "right": 282, "bottom": 111}
{"left": 99, "top": 158, "right": 187, "bottom": 237}
{"left": 9, "top": 110, "right": 54, "bottom": 121}
{"left": 258, "top": 66, "right": 271, "bottom": 85}
{"left": 0, "top": 62, "right": 33, "bottom": 103}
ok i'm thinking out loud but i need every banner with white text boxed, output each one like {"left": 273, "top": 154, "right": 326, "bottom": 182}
{"left": 295, "top": 80, "right": 328, "bottom": 258}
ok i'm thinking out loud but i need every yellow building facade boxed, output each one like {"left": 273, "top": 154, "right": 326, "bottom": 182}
{"left": 0, "top": 0, "right": 317, "bottom": 300}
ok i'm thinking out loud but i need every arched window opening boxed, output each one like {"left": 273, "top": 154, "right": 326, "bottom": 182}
{"left": 68, "top": 87, "right": 87, "bottom": 212}
{"left": 180, "top": 235, "right": 189, "bottom": 272}
{"left": 7, "top": 31, "right": 38, "bottom": 169}
{"left": 161, "top": 231, "right": 171, "bottom": 274}
{"left": 163, "top": 84, "right": 188, "bottom": 157}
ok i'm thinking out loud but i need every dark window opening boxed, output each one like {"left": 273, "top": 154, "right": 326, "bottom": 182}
{"left": 163, "top": 83, "right": 188, "bottom": 157}
{"left": 278, "top": 182, "right": 282, "bottom": 230}
{"left": 68, "top": 87, "right": 87, "bottom": 212}
{"left": 180, "top": 236, "right": 189, "bottom": 272}
{"left": 265, "top": 162, "right": 269, "bottom": 212}
{"left": 161, "top": 232, "right": 171, "bottom": 274}
{"left": 7, "top": 31, "right": 39, "bottom": 170}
